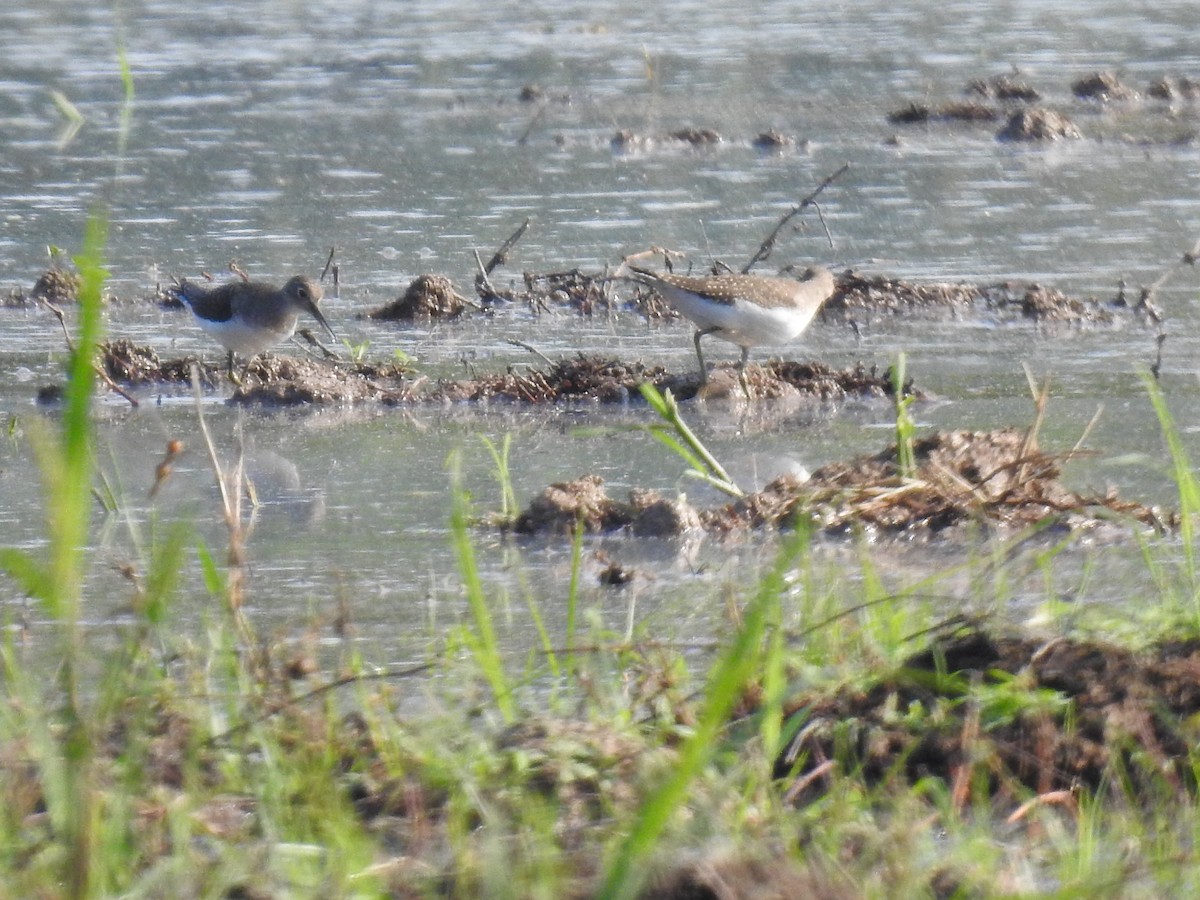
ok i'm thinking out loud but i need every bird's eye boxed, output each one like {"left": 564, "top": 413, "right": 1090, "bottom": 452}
{"left": 297, "top": 286, "right": 310, "bottom": 301}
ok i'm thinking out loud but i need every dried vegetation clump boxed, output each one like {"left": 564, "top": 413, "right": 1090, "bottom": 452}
{"left": 828, "top": 271, "right": 1122, "bottom": 324}
{"left": 513, "top": 428, "right": 1165, "bottom": 539}
{"left": 370, "top": 274, "right": 468, "bottom": 320}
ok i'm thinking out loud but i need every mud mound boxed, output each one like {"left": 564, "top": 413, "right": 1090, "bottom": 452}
{"left": 370, "top": 274, "right": 468, "bottom": 320}
{"left": 779, "top": 629, "right": 1200, "bottom": 803}
{"left": 997, "top": 107, "right": 1083, "bottom": 142}
{"left": 828, "top": 272, "right": 1121, "bottom": 324}
{"left": 93, "top": 344, "right": 894, "bottom": 408}
{"left": 514, "top": 479, "right": 702, "bottom": 537}
{"left": 709, "top": 427, "right": 1159, "bottom": 537}
{"left": 100, "top": 340, "right": 220, "bottom": 386}
{"left": 231, "top": 356, "right": 412, "bottom": 405}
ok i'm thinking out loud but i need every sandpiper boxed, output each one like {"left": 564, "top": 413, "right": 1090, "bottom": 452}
{"left": 629, "top": 264, "right": 836, "bottom": 393}
{"left": 171, "top": 274, "right": 336, "bottom": 379}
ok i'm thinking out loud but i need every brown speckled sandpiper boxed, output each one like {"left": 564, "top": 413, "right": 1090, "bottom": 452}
{"left": 630, "top": 265, "right": 835, "bottom": 391}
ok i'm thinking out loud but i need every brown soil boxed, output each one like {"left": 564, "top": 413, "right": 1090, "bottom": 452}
{"left": 777, "top": 628, "right": 1200, "bottom": 805}
{"left": 514, "top": 427, "right": 1166, "bottom": 539}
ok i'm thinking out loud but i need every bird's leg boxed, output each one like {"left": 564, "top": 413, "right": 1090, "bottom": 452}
{"left": 225, "top": 350, "right": 241, "bottom": 385}
{"left": 737, "top": 346, "right": 752, "bottom": 399}
{"left": 693, "top": 328, "right": 717, "bottom": 385}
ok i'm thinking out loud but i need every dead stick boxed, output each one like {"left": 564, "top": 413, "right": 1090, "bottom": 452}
{"left": 507, "top": 338, "right": 555, "bottom": 368}
{"left": 93, "top": 362, "right": 138, "bottom": 408}
{"left": 742, "top": 163, "right": 849, "bottom": 273}
{"left": 319, "top": 246, "right": 336, "bottom": 282}
{"left": 482, "top": 218, "right": 531, "bottom": 276}
{"left": 41, "top": 297, "right": 74, "bottom": 351}
{"left": 517, "top": 104, "right": 548, "bottom": 145}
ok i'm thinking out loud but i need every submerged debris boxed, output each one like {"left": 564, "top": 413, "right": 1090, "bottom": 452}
{"left": 780, "top": 628, "right": 1200, "bottom": 804}
{"left": 513, "top": 429, "right": 1165, "bottom": 539}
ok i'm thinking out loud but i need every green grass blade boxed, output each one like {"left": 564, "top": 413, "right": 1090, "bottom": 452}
{"left": 448, "top": 449, "right": 515, "bottom": 722}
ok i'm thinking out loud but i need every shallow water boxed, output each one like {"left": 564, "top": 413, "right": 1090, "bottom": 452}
{"left": 4, "top": 1, "right": 1200, "bottom": 661}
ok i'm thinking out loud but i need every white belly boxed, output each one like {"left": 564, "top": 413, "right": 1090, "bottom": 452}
{"left": 668, "top": 291, "right": 817, "bottom": 348}
{"left": 196, "top": 315, "right": 297, "bottom": 355}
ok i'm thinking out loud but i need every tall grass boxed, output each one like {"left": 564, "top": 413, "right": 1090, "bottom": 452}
{"left": 448, "top": 448, "right": 515, "bottom": 722}
{"left": 598, "top": 524, "right": 810, "bottom": 899}
{"left": 1142, "top": 371, "right": 1200, "bottom": 625}
{"left": 0, "top": 212, "right": 107, "bottom": 898}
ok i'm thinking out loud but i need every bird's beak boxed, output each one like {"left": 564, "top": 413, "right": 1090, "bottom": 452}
{"left": 306, "top": 299, "right": 337, "bottom": 342}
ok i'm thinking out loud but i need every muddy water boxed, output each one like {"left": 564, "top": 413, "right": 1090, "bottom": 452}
{"left": 4, "top": 1, "right": 1200, "bottom": 662}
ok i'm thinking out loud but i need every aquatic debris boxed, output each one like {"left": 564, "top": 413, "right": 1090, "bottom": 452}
{"left": 100, "top": 339, "right": 219, "bottom": 386}
{"left": 996, "top": 107, "right": 1082, "bottom": 141}
{"left": 1148, "top": 75, "right": 1200, "bottom": 101}
{"left": 31, "top": 266, "right": 81, "bottom": 304}
{"left": 967, "top": 74, "right": 1040, "bottom": 102}
{"left": 887, "top": 101, "right": 1000, "bottom": 124}
{"left": 92, "top": 343, "right": 895, "bottom": 408}
{"left": 513, "top": 478, "right": 703, "bottom": 537}
{"left": 231, "top": 355, "right": 411, "bottom": 405}
{"left": 513, "top": 428, "right": 1165, "bottom": 539}
{"left": 371, "top": 274, "right": 468, "bottom": 320}
{"left": 668, "top": 127, "right": 722, "bottom": 145}
{"left": 1072, "top": 71, "right": 1140, "bottom": 102}
{"left": 827, "top": 271, "right": 1119, "bottom": 324}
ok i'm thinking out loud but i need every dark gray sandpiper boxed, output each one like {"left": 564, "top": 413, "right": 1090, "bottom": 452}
{"left": 172, "top": 275, "right": 336, "bottom": 378}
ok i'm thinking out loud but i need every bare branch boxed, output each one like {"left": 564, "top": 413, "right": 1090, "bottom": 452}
{"left": 742, "top": 163, "right": 849, "bottom": 273}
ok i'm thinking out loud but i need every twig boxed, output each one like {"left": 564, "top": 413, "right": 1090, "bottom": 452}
{"left": 319, "top": 246, "right": 336, "bottom": 281}
{"left": 506, "top": 338, "right": 556, "bottom": 368}
{"left": 482, "top": 218, "right": 530, "bottom": 276}
{"left": 1151, "top": 331, "right": 1167, "bottom": 380}
{"left": 42, "top": 297, "right": 136, "bottom": 406}
{"left": 742, "top": 163, "right": 849, "bottom": 273}
{"left": 41, "top": 297, "right": 74, "bottom": 351}
{"left": 516, "top": 103, "right": 548, "bottom": 145}
{"left": 93, "top": 361, "right": 138, "bottom": 407}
